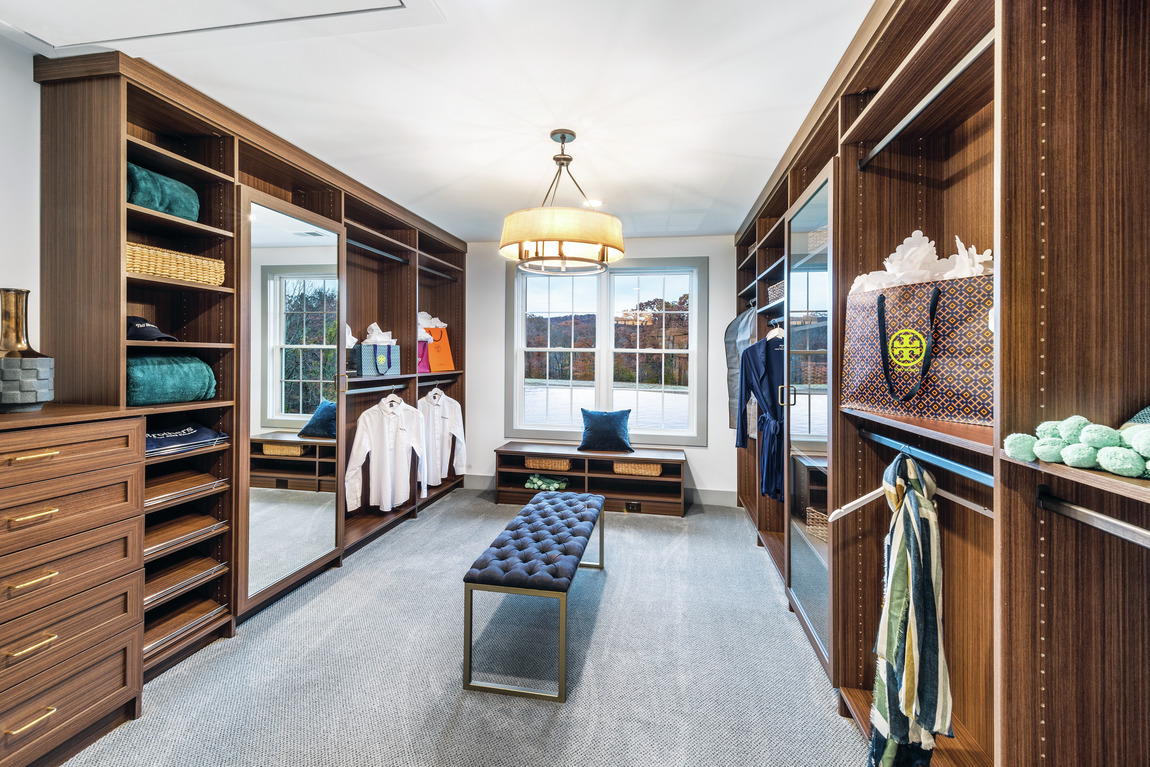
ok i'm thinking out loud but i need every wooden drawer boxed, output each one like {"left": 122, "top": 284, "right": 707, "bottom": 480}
{"left": 0, "top": 419, "right": 144, "bottom": 490}
{"left": 0, "top": 519, "right": 143, "bottom": 625}
{"left": 0, "top": 626, "right": 141, "bottom": 767}
{"left": 0, "top": 464, "right": 143, "bottom": 557}
{"left": 0, "top": 572, "right": 143, "bottom": 691}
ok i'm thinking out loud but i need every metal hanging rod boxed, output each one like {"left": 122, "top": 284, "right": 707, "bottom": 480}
{"left": 859, "top": 428, "right": 994, "bottom": 487}
{"left": 348, "top": 238, "right": 408, "bottom": 265}
{"left": 418, "top": 379, "right": 454, "bottom": 387}
{"left": 348, "top": 383, "right": 407, "bottom": 396}
{"left": 857, "top": 30, "right": 995, "bottom": 171}
{"left": 1036, "top": 488, "right": 1150, "bottom": 551}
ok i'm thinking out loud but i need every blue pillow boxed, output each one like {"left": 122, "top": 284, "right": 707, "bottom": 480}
{"left": 578, "top": 409, "right": 634, "bottom": 453}
{"left": 298, "top": 399, "right": 337, "bottom": 439}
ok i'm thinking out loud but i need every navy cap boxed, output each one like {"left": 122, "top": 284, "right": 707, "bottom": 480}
{"left": 126, "top": 316, "right": 177, "bottom": 342}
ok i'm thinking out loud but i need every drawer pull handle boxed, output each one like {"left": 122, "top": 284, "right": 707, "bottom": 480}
{"left": 4, "top": 707, "right": 57, "bottom": 736}
{"left": 8, "top": 571, "right": 59, "bottom": 592}
{"left": 5, "top": 634, "right": 58, "bottom": 658}
{"left": 8, "top": 508, "right": 59, "bottom": 525}
{"left": 9, "top": 450, "right": 60, "bottom": 465}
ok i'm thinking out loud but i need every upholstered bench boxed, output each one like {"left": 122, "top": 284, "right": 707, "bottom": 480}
{"left": 462, "top": 491, "right": 605, "bottom": 702}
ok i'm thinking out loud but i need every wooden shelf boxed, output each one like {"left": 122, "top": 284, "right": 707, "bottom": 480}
{"left": 250, "top": 468, "right": 333, "bottom": 481}
{"left": 418, "top": 251, "right": 464, "bottom": 272}
{"left": 126, "top": 135, "right": 234, "bottom": 183}
{"left": 145, "top": 443, "right": 230, "bottom": 465}
{"left": 344, "top": 506, "right": 415, "bottom": 550}
{"left": 419, "top": 370, "right": 462, "bottom": 377}
{"left": 737, "top": 282, "right": 756, "bottom": 298}
{"left": 251, "top": 431, "right": 335, "bottom": 446}
{"left": 841, "top": 0, "right": 995, "bottom": 145}
{"left": 250, "top": 453, "right": 329, "bottom": 464}
{"left": 586, "top": 486, "right": 682, "bottom": 503}
{"left": 1000, "top": 455, "right": 1150, "bottom": 505}
{"left": 839, "top": 687, "right": 992, "bottom": 767}
{"left": 757, "top": 298, "right": 785, "bottom": 315}
{"left": 144, "top": 555, "right": 229, "bottom": 609}
{"left": 143, "top": 596, "right": 230, "bottom": 666}
{"left": 344, "top": 218, "right": 416, "bottom": 257}
{"left": 737, "top": 250, "right": 757, "bottom": 271}
{"left": 144, "top": 514, "right": 229, "bottom": 561}
{"left": 842, "top": 408, "right": 994, "bottom": 455}
{"left": 498, "top": 466, "right": 583, "bottom": 476}
{"left": 126, "top": 203, "right": 233, "bottom": 238}
{"left": 126, "top": 273, "right": 235, "bottom": 295}
{"left": 756, "top": 255, "right": 786, "bottom": 282}
{"left": 126, "top": 340, "right": 234, "bottom": 350}
{"left": 144, "top": 469, "right": 230, "bottom": 511}
{"left": 348, "top": 373, "right": 417, "bottom": 384}
{"left": 758, "top": 530, "right": 785, "bottom": 576}
{"left": 129, "top": 400, "right": 235, "bottom": 416}
{"left": 422, "top": 476, "right": 466, "bottom": 506}
{"left": 586, "top": 470, "right": 682, "bottom": 483}
{"left": 753, "top": 216, "right": 786, "bottom": 251}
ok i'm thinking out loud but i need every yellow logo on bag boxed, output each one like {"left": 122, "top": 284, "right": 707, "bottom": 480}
{"left": 889, "top": 329, "right": 926, "bottom": 367}
{"left": 376, "top": 353, "right": 388, "bottom": 368}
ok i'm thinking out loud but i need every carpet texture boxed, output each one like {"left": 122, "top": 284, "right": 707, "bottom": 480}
{"left": 66, "top": 491, "right": 866, "bottom": 767}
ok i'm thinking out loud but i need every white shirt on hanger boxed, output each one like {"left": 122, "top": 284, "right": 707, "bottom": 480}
{"left": 417, "top": 389, "right": 466, "bottom": 487}
{"left": 345, "top": 396, "right": 427, "bottom": 512}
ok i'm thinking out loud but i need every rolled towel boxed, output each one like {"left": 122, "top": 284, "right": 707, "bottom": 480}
{"left": 1033, "top": 438, "right": 1069, "bottom": 463}
{"left": 1061, "top": 443, "right": 1098, "bottom": 469}
{"left": 1079, "top": 424, "right": 1121, "bottom": 449}
{"left": 1003, "top": 433, "right": 1037, "bottom": 462}
{"left": 1058, "top": 415, "right": 1092, "bottom": 443}
{"left": 1097, "top": 446, "right": 1146, "bottom": 478}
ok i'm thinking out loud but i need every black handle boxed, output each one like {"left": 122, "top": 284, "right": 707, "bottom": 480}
{"left": 877, "top": 287, "right": 941, "bottom": 402}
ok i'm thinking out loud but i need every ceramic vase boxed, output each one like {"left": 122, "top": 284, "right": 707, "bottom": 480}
{"left": 0, "top": 288, "right": 54, "bottom": 413}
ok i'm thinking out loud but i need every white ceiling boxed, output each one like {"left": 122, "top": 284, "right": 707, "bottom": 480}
{"left": 0, "top": 0, "right": 874, "bottom": 242}
{"left": 250, "top": 202, "right": 339, "bottom": 248}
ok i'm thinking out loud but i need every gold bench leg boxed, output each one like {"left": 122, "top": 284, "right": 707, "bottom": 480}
{"left": 579, "top": 511, "right": 605, "bottom": 570}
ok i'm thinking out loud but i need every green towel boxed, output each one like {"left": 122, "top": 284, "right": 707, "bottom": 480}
{"left": 127, "top": 162, "right": 201, "bottom": 222}
{"left": 127, "top": 354, "right": 216, "bottom": 406}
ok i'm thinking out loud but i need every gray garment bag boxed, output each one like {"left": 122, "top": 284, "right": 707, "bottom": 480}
{"left": 724, "top": 306, "right": 758, "bottom": 428}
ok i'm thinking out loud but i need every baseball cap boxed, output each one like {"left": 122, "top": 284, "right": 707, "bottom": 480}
{"left": 126, "top": 316, "right": 177, "bottom": 342}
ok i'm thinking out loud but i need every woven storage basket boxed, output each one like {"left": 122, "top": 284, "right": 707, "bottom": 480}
{"left": 524, "top": 457, "right": 571, "bottom": 471}
{"left": 613, "top": 461, "right": 662, "bottom": 477}
{"left": 262, "top": 443, "right": 310, "bottom": 457}
{"left": 126, "top": 242, "right": 225, "bottom": 286}
{"left": 805, "top": 506, "right": 828, "bottom": 541}
{"left": 766, "top": 280, "right": 785, "bottom": 304}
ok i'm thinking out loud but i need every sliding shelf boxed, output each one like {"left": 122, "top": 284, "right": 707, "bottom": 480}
{"left": 126, "top": 273, "right": 235, "bottom": 295}
{"left": 144, "top": 469, "right": 230, "bottom": 511}
{"left": 144, "top": 514, "right": 229, "bottom": 562}
{"left": 143, "top": 595, "right": 230, "bottom": 670}
{"left": 145, "top": 443, "right": 230, "bottom": 466}
{"left": 841, "top": 408, "right": 994, "bottom": 456}
{"left": 143, "top": 555, "right": 229, "bottom": 609}
{"left": 126, "top": 203, "right": 234, "bottom": 239}
{"left": 126, "top": 135, "right": 234, "bottom": 184}
{"left": 1001, "top": 455, "right": 1150, "bottom": 505}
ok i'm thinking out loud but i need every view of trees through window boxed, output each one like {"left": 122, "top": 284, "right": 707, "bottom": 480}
{"left": 521, "top": 269, "right": 693, "bottom": 432}
{"left": 278, "top": 277, "right": 338, "bottom": 416}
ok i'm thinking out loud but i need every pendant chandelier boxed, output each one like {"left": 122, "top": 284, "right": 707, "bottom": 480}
{"left": 499, "top": 129, "right": 624, "bottom": 275}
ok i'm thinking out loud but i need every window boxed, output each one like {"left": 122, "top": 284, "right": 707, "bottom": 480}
{"left": 507, "top": 258, "right": 708, "bottom": 446}
{"left": 263, "top": 268, "right": 338, "bottom": 425}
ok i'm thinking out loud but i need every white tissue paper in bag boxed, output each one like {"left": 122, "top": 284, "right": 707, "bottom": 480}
{"left": 848, "top": 231, "right": 994, "bottom": 294}
{"left": 345, "top": 324, "right": 358, "bottom": 348}
{"left": 363, "top": 322, "right": 396, "bottom": 345}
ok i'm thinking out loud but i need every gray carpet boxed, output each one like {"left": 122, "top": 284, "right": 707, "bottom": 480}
{"left": 248, "top": 488, "right": 338, "bottom": 596}
{"left": 67, "top": 491, "right": 866, "bottom": 766}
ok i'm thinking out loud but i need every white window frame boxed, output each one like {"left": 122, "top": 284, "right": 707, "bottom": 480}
{"left": 261, "top": 265, "right": 338, "bottom": 429}
{"left": 504, "top": 257, "right": 709, "bottom": 447}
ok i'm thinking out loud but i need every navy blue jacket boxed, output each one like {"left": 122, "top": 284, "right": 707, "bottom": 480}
{"left": 735, "top": 337, "right": 786, "bottom": 501}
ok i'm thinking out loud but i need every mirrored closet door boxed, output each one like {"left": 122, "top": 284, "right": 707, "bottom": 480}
{"left": 237, "top": 189, "right": 347, "bottom": 616}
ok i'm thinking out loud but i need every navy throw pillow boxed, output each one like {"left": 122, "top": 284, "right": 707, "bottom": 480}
{"left": 298, "top": 399, "right": 337, "bottom": 439}
{"left": 578, "top": 409, "right": 634, "bottom": 452}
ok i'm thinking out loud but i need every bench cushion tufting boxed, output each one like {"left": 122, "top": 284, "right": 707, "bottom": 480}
{"left": 464, "top": 491, "right": 605, "bottom": 592}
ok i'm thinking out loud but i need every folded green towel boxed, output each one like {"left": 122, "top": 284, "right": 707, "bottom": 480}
{"left": 127, "top": 162, "right": 201, "bottom": 222}
{"left": 127, "top": 354, "right": 216, "bottom": 406}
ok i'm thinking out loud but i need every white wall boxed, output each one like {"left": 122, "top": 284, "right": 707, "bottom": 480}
{"left": 0, "top": 37, "right": 40, "bottom": 346}
{"left": 465, "top": 235, "right": 738, "bottom": 505}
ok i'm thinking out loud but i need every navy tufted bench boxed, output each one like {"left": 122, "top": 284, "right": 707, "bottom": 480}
{"left": 462, "top": 491, "right": 605, "bottom": 702}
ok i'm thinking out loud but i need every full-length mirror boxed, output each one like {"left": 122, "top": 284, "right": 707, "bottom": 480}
{"left": 244, "top": 200, "right": 342, "bottom": 604}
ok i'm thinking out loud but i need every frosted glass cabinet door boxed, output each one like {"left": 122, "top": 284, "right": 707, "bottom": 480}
{"left": 786, "top": 178, "right": 831, "bottom": 656}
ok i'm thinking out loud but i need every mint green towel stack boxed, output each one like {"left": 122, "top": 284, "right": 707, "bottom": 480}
{"left": 524, "top": 473, "right": 569, "bottom": 492}
{"left": 1003, "top": 409, "right": 1150, "bottom": 480}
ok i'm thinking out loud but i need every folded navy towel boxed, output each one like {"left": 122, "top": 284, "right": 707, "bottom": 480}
{"left": 146, "top": 422, "right": 228, "bottom": 455}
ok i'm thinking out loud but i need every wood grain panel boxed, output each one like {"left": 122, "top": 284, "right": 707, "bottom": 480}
{"left": 0, "top": 419, "right": 144, "bottom": 489}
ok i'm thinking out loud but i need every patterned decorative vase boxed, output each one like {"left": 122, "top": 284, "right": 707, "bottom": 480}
{"left": 0, "top": 288, "right": 54, "bottom": 413}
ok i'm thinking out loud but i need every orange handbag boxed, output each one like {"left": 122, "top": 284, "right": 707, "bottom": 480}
{"left": 425, "top": 327, "right": 455, "bottom": 372}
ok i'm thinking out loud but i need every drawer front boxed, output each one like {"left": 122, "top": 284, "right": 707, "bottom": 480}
{"left": 0, "top": 464, "right": 143, "bottom": 557}
{"left": 0, "top": 572, "right": 143, "bottom": 691}
{"left": 0, "top": 626, "right": 141, "bottom": 767}
{"left": 0, "top": 519, "right": 143, "bottom": 625}
{"left": 0, "top": 419, "right": 144, "bottom": 489}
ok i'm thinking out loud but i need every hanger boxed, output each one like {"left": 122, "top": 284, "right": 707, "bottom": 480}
{"left": 765, "top": 326, "right": 785, "bottom": 340}
{"left": 381, "top": 392, "right": 405, "bottom": 410}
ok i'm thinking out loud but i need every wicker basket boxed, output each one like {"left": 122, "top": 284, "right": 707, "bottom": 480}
{"left": 613, "top": 461, "right": 662, "bottom": 477}
{"left": 805, "top": 507, "right": 828, "bottom": 541}
{"left": 524, "top": 457, "right": 571, "bottom": 472}
{"left": 126, "top": 242, "right": 225, "bottom": 286}
{"left": 766, "top": 281, "right": 785, "bottom": 304}
{"left": 262, "top": 443, "right": 310, "bottom": 457}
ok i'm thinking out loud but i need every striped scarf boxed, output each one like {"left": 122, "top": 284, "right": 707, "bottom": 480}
{"left": 867, "top": 453, "right": 953, "bottom": 767}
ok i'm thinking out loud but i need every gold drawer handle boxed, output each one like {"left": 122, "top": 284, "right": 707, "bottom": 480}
{"left": 5, "top": 634, "right": 58, "bottom": 658}
{"left": 4, "top": 707, "right": 57, "bottom": 736}
{"left": 9, "top": 451, "right": 60, "bottom": 465}
{"left": 8, "top": 571, "right": 59, "bottom": 592}
{"left": 8, "top": 508, "right": 59, "bottom": 525}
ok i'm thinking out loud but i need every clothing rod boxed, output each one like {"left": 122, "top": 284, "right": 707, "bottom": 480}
{"left": 829, "top": 485, "right": 992, "bottom": 523}
{"left": 935, "top": 488, "right": 993, "bottom": 519}
{"left": 347, "top": 383, "right": 407, "bottom": 395}
{"left": 857, "top": 30, "right": 994, "bottom": 171}
{"left": 858, "top": 428, "right": 994, "bottom": 487}
{"left": 347, "top": 238, "right": 409, "bottom": 265}
{"left": 417, "top": 379, "right": 452, "bottom": 387}
{"left": 1036, "top": 488, "right": 1150, "bottom": 551}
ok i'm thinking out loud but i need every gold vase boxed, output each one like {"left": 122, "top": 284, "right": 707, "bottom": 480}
{"left": 0, "top": 288, "right": 45, "bottom": 358}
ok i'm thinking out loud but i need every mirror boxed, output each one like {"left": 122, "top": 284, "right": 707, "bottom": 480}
{"left": 246, "top": 202, "right": 340, "bottom": 599}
